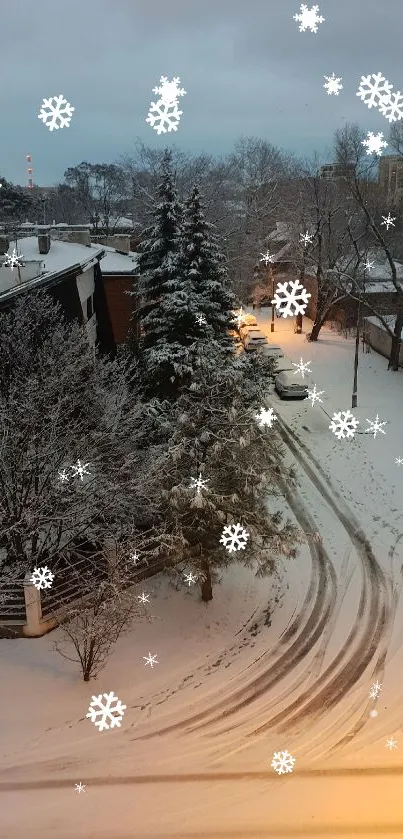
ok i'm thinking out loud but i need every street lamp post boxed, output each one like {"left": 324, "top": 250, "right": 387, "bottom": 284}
{"left": 270, "top": 264, "right": 275, "bottom": 332}
{"left": 352, "top": 271, "right": 365, "bottom": 409}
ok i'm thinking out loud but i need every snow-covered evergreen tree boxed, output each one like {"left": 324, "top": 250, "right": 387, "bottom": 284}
{"left": 179, "top": 185, "right": 237, "bottom": 355}
{"left": 156, "top": 346, "right": 302, "bottom": 602}
{"left": 131, "top": 148, "right": 187, "bottom": 400}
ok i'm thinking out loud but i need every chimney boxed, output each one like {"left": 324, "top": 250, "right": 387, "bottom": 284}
{"left": 38, "top": 233, "right": 51, "bottom": 254}
{"left": 67, "top": 230, "right": 91, "bottom": 247}
{"left": 113, "top": 234, "right": 130, "bottom": 254}
{"left": 0, "top": 235, "right": 9, "bottom": 255}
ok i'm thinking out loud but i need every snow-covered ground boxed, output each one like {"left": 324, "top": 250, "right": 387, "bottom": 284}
{"left": 1, "top": 312, "right": 403, "bottom": 839}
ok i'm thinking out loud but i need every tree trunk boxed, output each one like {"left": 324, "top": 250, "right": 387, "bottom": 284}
{"left": 295, "top": 312, "right": 302, "bottom": 333}
{"left": 388, "top": 312, "right": 403, "bottom": 371}
{"left": 201, "top": 558, "right": 213, "bottom": 602}
{"left": 308, "top": 318, "right": 324, "bottom": 341}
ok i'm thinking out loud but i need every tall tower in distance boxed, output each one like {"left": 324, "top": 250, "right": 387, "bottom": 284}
{"left": 26, "top": 153, "right": 34, "bottom": 189}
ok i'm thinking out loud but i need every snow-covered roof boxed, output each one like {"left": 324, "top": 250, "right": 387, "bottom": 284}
{"left": 100, "top": 244, "right": 138, "bottom": 275}
{"left": 271, "top": 242, "right": 293, "bottom": 262}
{"left": 333, "top": 250, "right": 403, "bottom": 282}
{"left": 365, "top": 314, "right": 403, "bottom": 339}
{"left": 0, "top": 236, "right": 105, "bottom": 300}
{"left": 268, "top": 222, "right": 293, "bottom": 243}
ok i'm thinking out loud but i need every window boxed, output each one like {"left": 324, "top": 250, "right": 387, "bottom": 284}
{"left": 86, "top": 294, "right": 94, "bottom": 320}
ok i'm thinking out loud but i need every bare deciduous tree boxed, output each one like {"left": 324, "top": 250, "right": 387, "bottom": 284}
{"left": 334, "top": 123, "right": 403, "bottom": 369}
{"left": 52, "top": 537, "right": 160, "bottom": 681}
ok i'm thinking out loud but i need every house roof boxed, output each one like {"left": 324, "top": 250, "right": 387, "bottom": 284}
{"left": 0, "top": 236, "right": 105, "bottom": 300}
{"left": 100, "top": 244, "right": 138, "bottom": 275}
{"left": 268, "top": 222, "right": 293, "bottom": 243}
{"left": 271, "top": 242, "right": 293, "bottom": 262}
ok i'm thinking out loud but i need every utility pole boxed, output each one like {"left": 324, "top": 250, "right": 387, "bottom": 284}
{"left": 351, "top": 270, "right": 366, "bottom": 409}
{"left": 270, "top": 263, "right": 275, "bottom": 332}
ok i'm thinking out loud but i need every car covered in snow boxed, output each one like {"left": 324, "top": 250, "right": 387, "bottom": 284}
{"left": 274, "top": 371, "right": 308, "bottom": 400}
{"left": 272, "top": 355, "right": 294, "bottom": 373}
{"left": 257, "top": 344, "right": 284, "bottom": 359}
{"left": 243, "top": 330, "right": 269, "bottom": 351}
{"left": 232, "top": 311, "right": 258, "bottom": 331}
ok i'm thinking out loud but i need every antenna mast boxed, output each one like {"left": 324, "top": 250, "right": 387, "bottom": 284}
{"left": 26, "top": 153, "right": 34, "bottom": 189}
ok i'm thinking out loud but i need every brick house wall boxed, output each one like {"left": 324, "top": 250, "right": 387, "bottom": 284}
{"left": 103, "top": 274, "right": 139, "bottom": 344}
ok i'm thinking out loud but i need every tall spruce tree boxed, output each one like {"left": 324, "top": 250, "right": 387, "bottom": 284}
{"left": 179, "top": 185, "right": 237, "bottom": 356}
{"left": 131, "top": 149, "right": 186, "bottom": 400}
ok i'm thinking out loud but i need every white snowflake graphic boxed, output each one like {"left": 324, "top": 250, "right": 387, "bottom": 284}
{"left": 70, "top": 459, "right": 91, "bottom": 481}
{"left": 3, "top": 247, "right": 24, "bottom": 270}
{"left": 86, "top": 692, "right": 126, "bottom": 732}
{"left": 137, "top": 592, "right": 150, "bottom": 604}
{"left": 363, "top": 258, "right": 374, "bottom": 272}
{"left": 74, "top": 782, "right": 86, "bottom": 794}
{"left": 307, "top": 384, "right": 324, "bottom": 407}
{"left": 381, "top": 212, "right": 396, "bottom": 230}
{"left": 30, "top": 566, "right": 54, "bottom": 591}
{"left": 220, "top": 523, "right": 249, "bottom": 553}
{"left": 369, "top": 680, "right": 382, "bottom": 699}
{"left": 271, "top": 750, "right": 296, "bottom": 775}
{"left": 259, "top": 250, "right": 274, "bottom": 265}
{"left": 395, "top": 457, "right": 403, "bottom": 465}
{"left": 146, "top": 100, "right": 183, "bottom": 134}
{"left": 255, "top": 407, "right": 277, "bottom": 428}
{"left": 356, "top": 72, "right": 393, "bottom": 111}
{"left": 38, "top": 95, "right": 75, "bottom": 131}
{"left": 362, "top": 131, "right": 388, "bottom": 156}
{"left": 300, "top": 231, "right": 314, "bottom": 246}
{"left": 329, "top": 410, "right": 359, "bottom": 440}
{"left": 189, "top": 473, "right": 210, "bottom": 495}
{"left": 365, "top": 414, "right": 387, "bottom": 439}
{"left": 152, "top": 76, "right": 186, "bottom": 106}
{"left": 129, "top": 549, "right": 148, "bottom": 568}
{"left": 143, "top": 652, "right": 158, "bottom": 668}
{"left": 386, "top": 737, "right": 398, "bottom": 749}
{"left": 379, "top": 89, "right": 403, "bottom": 123}
{"left": 271, "top": 280, "right": 311, "bottom": 318}
{"left": 292, "top": 357, "right": 312, "bottom": 378}
{"left": 232, "top": 308, "right": 244, "bottom": 329}
{"left": 323, "top": 73, "right": 343, "bottom": 96}
{"left": 293, "top": 4, "right": 325, "bottom": 33}
{"left": 184, "top": 571, "right": 197, "bottom": 586}
{"left": 58, "top": 468, "right": 70, "bottom": 483}
{"left": 196, "top": 314, "right": 207, "bottom": 325}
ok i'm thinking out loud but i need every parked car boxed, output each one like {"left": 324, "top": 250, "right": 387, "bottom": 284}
{"left": 257, "top": 344, "right": 284, "bottom": 359}
{"left": 232, "top": 311, "right": 257, "bottom": 330}
{"left": 272, "top": 355, "right": 294, "bottom": 373}
{"left": 274, "top": 371, "right": 308, "bottom": 400}
{"left": 243, "top": 331, "right": 269, "bottom": 351}
{"left": 240, "top": 313, "right": 257, "bottom": 328}
{"left": 239, "top": 323, "right": 260, "bottom": 341}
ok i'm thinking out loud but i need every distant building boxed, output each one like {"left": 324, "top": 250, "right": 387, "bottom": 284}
{"left": 378, "top": 155, "right": 403, "bottom": 204}
{"left": 320, "top": 162, "right": 355, "bottom": 180}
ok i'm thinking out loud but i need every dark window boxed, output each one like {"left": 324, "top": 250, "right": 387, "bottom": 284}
{"left": 86, "top": 294, "right": 94, "bottom": 320}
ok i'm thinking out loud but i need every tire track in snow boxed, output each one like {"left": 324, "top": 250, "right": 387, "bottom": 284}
{"left": 134, "top": 458, "right": 337, "bottom": 741}
{"left": 160, "top": 413, "right": 390, "bottom": 746}
{"left": 254, "top": 414, "right": 392, "bottom": 739}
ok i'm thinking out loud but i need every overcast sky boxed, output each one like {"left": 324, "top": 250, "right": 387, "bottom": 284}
{"left": 2, "top": 0, "right": 402, "bottom": 185}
